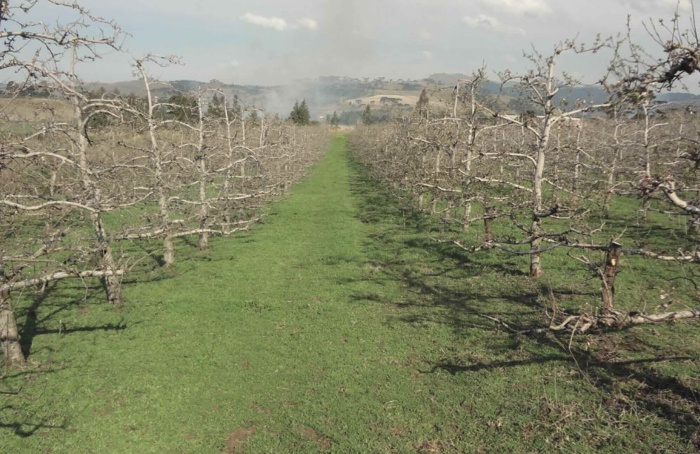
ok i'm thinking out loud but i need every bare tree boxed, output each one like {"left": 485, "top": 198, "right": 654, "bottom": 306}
{"left": 605, "top": 6, "right": 700, "bottom": 229}
{"left": 488, "top": 40, "right": 610, "bottom": 276}
{"left": 0, "top": 0, "right": 130, "bottom": 366}
{"left": 349, "top": 26, "right": 700, "bottom": 334}
{"left": 0, "top": 1, "right": 333, "bottom": 370}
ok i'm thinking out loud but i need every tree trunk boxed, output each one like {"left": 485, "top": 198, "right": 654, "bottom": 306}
{"left": 529, "top": 218, "right": 544, "bottom": 278}
{"left": 642, "top": 198, "right": 650, "bottom": 223}
{"left": 574, "top": 149, "right": 581, "bottom": 192}
{"left": 0, "top": 290, "right": 26, "bottom": 368}
{"left": 198, "top": 155, "right": 209, "bottom": 251}
{"left": 92, "top": 213, "right": 122, "bottom": 304}
{"left": 484, "top": 214, "right": 493, "bottom": 242}
{"left": 601, "top": 241, "right": 623, "bottom": 315}
{"left": 158, "top": 183, "right": 175, "bottom": 267}
{"left": 573, "top": 128, "right": 582, "bottom": 193}
{"left": 163, "top": 235, "right": 175, "bottom": 268}
{"left": 603, "top": 151, "right": 618, "bottom": 217}
{"left": 603, "top": 123, "right": 621, "bottom": 217}
{"left": 689, "top": 194, "right": 700, "bottom": 235}
{"left": 641, "top": 102, "right": 652, "bottom": 224}
{"left": 689, "top": 215, "right": 700, "bottom": 236}
{"left": 530, "top": 143, "right": 547, "bottom": 278}
{"left": 462, "top": 201, "right": 472, "bottom": 232}
{"left": 71, "top": 45, "right": 122, "bottom": 303}
{"left": 197, "top": 98, "right": 209, "bottom": 251}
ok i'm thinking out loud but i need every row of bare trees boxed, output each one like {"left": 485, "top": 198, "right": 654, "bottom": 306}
{"left": 350, "top": 36, "right": 700, "bottom": 334}
{"left": 0, "top": 1, "right": 329, "bottom": 368}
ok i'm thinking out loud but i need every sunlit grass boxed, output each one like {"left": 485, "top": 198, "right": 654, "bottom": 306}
{"left": 1, "top": 135, "right": 698, "bottom": 452}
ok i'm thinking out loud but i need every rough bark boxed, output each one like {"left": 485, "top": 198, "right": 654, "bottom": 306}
{"left": 528, "top": 56, "right": 555, "bottom": 279}
{"left": 529, "top": 218, "right": 544, "bottom": 278}
{"left": 0, "top": 290, "right": 26, "bottom": 368}
{"left": 462, "top": 201, "right": 472, "bottom": 232}
{"left": 71, "top": 45, "right": 122, "bottom": 303}
{"left": 483, "top": 211, "right": 494, "bottom": 243}
{"left": 92, "top": 213, "right": 123, "bottom": 304}
{"left": 487, "top": 308, "right": 700, "bottom": 335}
{"left": 137, "top": 61, "right": 176, "bottom": 268}
{"left": 601, "top": 241, "right": 623, "bottom": 314}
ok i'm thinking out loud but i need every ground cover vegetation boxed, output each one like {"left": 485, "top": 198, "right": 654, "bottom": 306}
{"left": 0, "top": 1, "right": 329, "bottom": 368}
{"left": 350, "top": 35, "right": 700, "bottom": 333}
{"left": 3, "top": 134, "right": 699, "bottom": 452}
{"left": 344, "top": 17, "right": 700, "bottom": 449}
{"left": 1, "top": 0, "right": 700, "bottom": 451}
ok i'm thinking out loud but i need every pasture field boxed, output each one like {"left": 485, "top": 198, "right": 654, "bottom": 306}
{"left": 1, "top": 135, "right": 699, "bottom": 452}
{"left": 0, "top": 97, "right": 73, "bottom": 123}
{"left": 345, "top": 94, "right": 420, "bottom": 107}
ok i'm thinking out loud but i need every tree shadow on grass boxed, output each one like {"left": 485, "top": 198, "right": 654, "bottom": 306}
{"left": 15, "top": 281, "right": 130, "bottom": 363}
{"left": 347, "top": 153, "right": 700, "bottom": 449}
{"left": 2, "top": 283, "right": 129, "bottom": 440}
{"left": 0, "top": 417, "right": 69, "bottom": 438}
{"left": 0, "top": 364, "right": 72, "bottom": 440}
{"left": 131, "top": 241, "right": 168, "bottom": 268}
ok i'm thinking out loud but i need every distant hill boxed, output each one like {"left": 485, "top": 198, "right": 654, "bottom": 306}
{"left": 64, "top": 73, "right": 700, "bottom": 122}
{"left": 82, "top": 79, "right": 265, "bottom": 102}
{"left": 82, "top": 76, "right": 410, "bottom": 118}
{"left": 656, "top": 92, "right": 700, "bottom": 102}
{"left": 425, "top": 73, "right": 465, "bottom": 86}
{"left": 427, "top": 73, "right": 608, "bottom": 105}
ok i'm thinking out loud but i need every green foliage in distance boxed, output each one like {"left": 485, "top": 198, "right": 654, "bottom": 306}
{"left": 165, "top": 94, "right": 198, "bottom": 123}
{"left": 329, "top": 111, "right": 340, "bottom": 128}
{"left": 362, "top": 104, "right": 373, "bottom": 125}
{"left": 207, "top": 93, "right": 225, "bottom": 118}
{"left": 289, "top": 99, "right": 311, "bottom": 125}
{"left": 414, "top": 87, "right": 430, "bottom": 119}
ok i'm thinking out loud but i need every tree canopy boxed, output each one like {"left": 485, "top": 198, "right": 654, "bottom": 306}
{"left": 289, "top": 99, "right": 311, "bottom": 125}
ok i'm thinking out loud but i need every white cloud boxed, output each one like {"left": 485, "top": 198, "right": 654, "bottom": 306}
{"left": 666, "top": 0, "right": 692, "bottom": 10}
{"left": 217, "top": 59, "right": 241, "bottom": 69}
{"left": 422, "top": 51, "right": 433, "bottom": 60}
{"left": 419, "top": 29, "right": 433, "bottom": 40}
{"left": 478, "top": 0, "right": 551, "bottom": 16}
{"left": 241, "top": 12, "right": 289, "bottom": 31}
{"left": 619, "top": 0, "right": 691, "bottom": 13}
{"left": 462, "top": 14, "right": 525, "bottom": 36}
{"left": 240, "top": 13, "right": 318, "bottom": 32}
{"left": 297, "top": 18, "right": 318, "bottom": 31}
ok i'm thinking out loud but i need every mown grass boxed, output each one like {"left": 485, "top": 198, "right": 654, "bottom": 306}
{"left": 407, "top": 184, "right": 700, "bottom": 320}
{"left": 2, "top": 134, "right": 699, "bottom": 452}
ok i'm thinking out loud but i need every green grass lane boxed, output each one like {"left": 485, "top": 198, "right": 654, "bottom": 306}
{"left": 2, "top": 135, "right": 443, "bottom": 453}
{"left": 2, "top": 134, "right": 698, "bottom": 453}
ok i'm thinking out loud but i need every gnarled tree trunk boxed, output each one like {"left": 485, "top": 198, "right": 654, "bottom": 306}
{"left": 0, "top": 290, "right": 26, "bottom": 368}
{"left": 601, "top": 241, "right": 622, "bottom": 315}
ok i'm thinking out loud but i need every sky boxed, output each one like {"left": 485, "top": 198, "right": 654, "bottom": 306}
{"left": 9, "top": 0, "right": 699, "bottom": 87}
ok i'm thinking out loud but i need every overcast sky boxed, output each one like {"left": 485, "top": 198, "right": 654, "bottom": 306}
{"left": 24, "top": 0, "right": 698, "bottom": 86}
